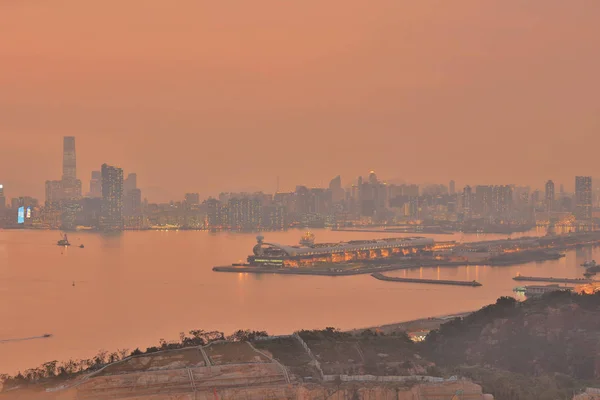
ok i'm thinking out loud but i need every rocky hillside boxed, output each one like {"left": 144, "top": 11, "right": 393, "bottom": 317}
{"left": 422, "top": 292, "right": 600, "bottom": 399}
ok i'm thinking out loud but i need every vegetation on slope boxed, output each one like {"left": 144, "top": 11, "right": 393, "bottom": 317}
{"left": 422, "top": 292, "right": 600, "bottom": 399}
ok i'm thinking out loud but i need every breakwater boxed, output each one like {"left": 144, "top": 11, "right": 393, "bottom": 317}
{"left": 372, "top": 272, "right": 482, "bottom": 287}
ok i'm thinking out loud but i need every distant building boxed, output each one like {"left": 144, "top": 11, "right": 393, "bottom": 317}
{"left": 61, "top": 136, "right": 82, "bottom": 199}
{"left": 449, "top": 180, "right": 456, "bottom": 195}
{"left": 124, "top": 173, "right": 137, "bottom": 194}
{"left": 228, "top": 196, "right": 261, "bottom": 230}
{"left": 0, "top": 184, "right": 5, "bottom": 210}
{"left": 474, "top": 185, "right": 493, "bottom": 215}
{"left": 492, "top": 185, "right": 512, "bottom": 215}
{"left": 89, "top": 171, "right": 102, "bottom": 198}
{"left": 329, "top": 175, "right": 344, "bottom": 203}
{"left": 206, "top": 198, "right": 227, "bottom": 228}
{"left": 100, "top": 164, "right": 124, "bottom": 230}
{"left": 62, "top": 136, "right": 77, "bottom": 182}
{"left": 575, "top": 176, "right": 592, "bottom": 220}
{"left": 185, "top": 193, "right": 200, "bottom": 206}
{"left": 45, "top": 180, "right": 64, "bottom": 205}
{"left": 545, "top": 180, "right": 555, "bottom": 213}
{"left": 462, "top": 185, "right": 473, "bottom": 220}
{"left": 123, "top": 173, "right": 141, "bottom": 218}
{"left": 368, "top": 170, "right": 378, "bottom": 185}
{"left": 124, "top": 188, "right": 142, "bottom": 217}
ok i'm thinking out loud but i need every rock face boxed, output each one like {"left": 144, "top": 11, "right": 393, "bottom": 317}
{"left": 296, "top": 380, "right": 491, "bottom": 400}
{"left": 1, "top": 380, "right": 492, "bottom": 400}
{"left": 573, "top": 388, "right": 600, "bottom": 400}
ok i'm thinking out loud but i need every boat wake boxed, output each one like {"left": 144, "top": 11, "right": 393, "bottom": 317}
{"left": 0, "top": 334, "right": 53, "bottom": 343}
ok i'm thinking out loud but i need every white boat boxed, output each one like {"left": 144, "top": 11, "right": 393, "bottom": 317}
{"left": 581, "top": 260, "right": 597, "bottom": 268}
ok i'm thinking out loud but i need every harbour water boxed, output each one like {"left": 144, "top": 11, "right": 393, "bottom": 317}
{"left": 0, "top": 228, "right": 596, "bottom": 374}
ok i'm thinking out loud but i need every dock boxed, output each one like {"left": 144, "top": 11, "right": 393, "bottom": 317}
{"left": 371, "top": 272, "right": 482, "bottom": 287}
{"left": 513, "top": 275, "right": 593, "bottom": 284}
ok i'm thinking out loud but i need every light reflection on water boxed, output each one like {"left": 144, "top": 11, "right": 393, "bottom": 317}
{"left": 0, "top": 227, "right": 593, "bottom": 373}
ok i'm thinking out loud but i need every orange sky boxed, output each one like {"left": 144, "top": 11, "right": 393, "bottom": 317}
{"left": 1, "top": 1, "right": 599, "bottom": 202}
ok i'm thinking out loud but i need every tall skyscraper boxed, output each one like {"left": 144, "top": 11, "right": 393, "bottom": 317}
{"left": 575, "top": 176, "right": 592, "bottom": 220}
{"left": 100, "top": 164, "right": 124, "bottom": 230}
{"left": 545, "top": 180, "right": 555, "bottom": 213}
{"left": 449, "top": 180, "right": 456, "bottom": 195}
{"left": 62, "top": 136, "right": 77, "bottom": 181}
{"left": 60, "top": 136, "right": 82, "bottom": 199}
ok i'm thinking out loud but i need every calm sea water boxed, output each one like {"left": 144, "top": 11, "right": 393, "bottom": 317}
{"left": 0, "top": 228, "right": 595, "bottom": 373}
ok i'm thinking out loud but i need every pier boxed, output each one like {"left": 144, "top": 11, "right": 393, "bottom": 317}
{"left": 513, "top": 275, "right": 593, "bottom": 284}
{"left": 371, "top": 272, "right": 482, "bottom": 287}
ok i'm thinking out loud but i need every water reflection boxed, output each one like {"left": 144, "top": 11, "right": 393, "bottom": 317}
{"left": 1, "top": 227, "right": 592, "bottom": 375}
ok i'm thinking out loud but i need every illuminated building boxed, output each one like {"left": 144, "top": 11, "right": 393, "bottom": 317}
{"left": 206, "top": 198, "right": 227, "bottom": 229}
{"left": 575, "top": 176, "right": 592, "bottom": 220}
{"left": 545, "top": 180, "right": 555, "bottom": 213}
{"left": 100, "top": 163, "right": 124, "bottom": 230}
{"left": 248, "top": 235, "right": 434, "bottom": 267}
{"left": 474, "top": 185, "right": 493, "bottom": 215}
{"left": 0, "top": 184, "right": 5, "bottom": 210}
{"left": 492, "top": 185, "right": 512, "bottom": 215}
{"left": 263, "top": 204, "right": 285, "bottom": 230}
{"left": 462, "top": 185, "right": 473, "bottom": 220}
{"left": 228, "top": 197, "right": 261, "bottom": 230}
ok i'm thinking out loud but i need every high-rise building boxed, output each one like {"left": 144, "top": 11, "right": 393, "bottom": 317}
{"left": 492, "top": 185, "right": 512, "bottom": 215}
{"left": 545, "top": 180, "right": 555, "bottom": 213}
{"left": 185, "top": 193, "right": 200, "bottom": 205}
{"left": 462, "top": 185, "right": 473, "bottom": 220}
{"left": 89, "top": 171, "right": 102, "bottom": 198}
{"left": 575, "top": 176, "right": 592, "bottom": 220}
{"left": 60, "top": 136, "right": 82, "bottom": 199}
{"left": 62, "top": 136, "right": 77, "bottom": 182}
{"left": 228, "top": 197, "right": 261, "bottom": 230}
{"left": 124, "top": 173, "right": 137, "bottom": 194}
{"left": 329, "top": 175, "right": 344, "bottom": 203}
{"left": 0, "top": 184, "right": 5, "bottom": 210}
{"left": 124, "top": 188, "right": 142, "bottom": 217}
{"left": 474, "top": 185, "right": 493, "bottom": 215}
{"left": 100, "top": 164, "right": 124, "bottom": 230}
{"left": 368, "top": 170, "right": 378, "bottom": 185}
{"left": 45, "top": 180, "right": 64, "bottom": 205}
{"left": 449, "top": 180, "right": 456, "bottom": 195}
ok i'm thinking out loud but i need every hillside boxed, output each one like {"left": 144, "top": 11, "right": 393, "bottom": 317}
{"left": 422, "top": 292, "right": 600, "bottom": 399}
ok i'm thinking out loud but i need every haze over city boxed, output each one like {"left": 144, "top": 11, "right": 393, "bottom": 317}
{"left": 2, "top": 1, "right": 600, "bottom": 202}
{"left": 4, "top": 2, "right": 600, "bottom": 400}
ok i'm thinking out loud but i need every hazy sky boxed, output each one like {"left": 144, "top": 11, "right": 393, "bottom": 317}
{"left": 1, "top": 1, "right": 600, "bottom": 202}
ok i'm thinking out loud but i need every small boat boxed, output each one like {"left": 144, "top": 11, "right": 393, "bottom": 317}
{"left": 581, "top": 260, "right": 597, "bottom": 268}
{"left": 79, "top": 244, "right": 84, "bottom": 249}
{"left": 584, "top": 271, "right": 596, "bottom": 278}
{"left": 57, "top": 234, "right": 71, "bottom": 247}
{"left": 42, "top": 333, "right": 53, "bottom": 338}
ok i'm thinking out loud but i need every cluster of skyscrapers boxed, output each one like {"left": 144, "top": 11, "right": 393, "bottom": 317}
{"left": 0, "top": 137, "right": 598, "bottom": 231}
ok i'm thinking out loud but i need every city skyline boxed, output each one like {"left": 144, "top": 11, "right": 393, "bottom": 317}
{"left": 2, "top": 1, "right": 600, "bottom": 201}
